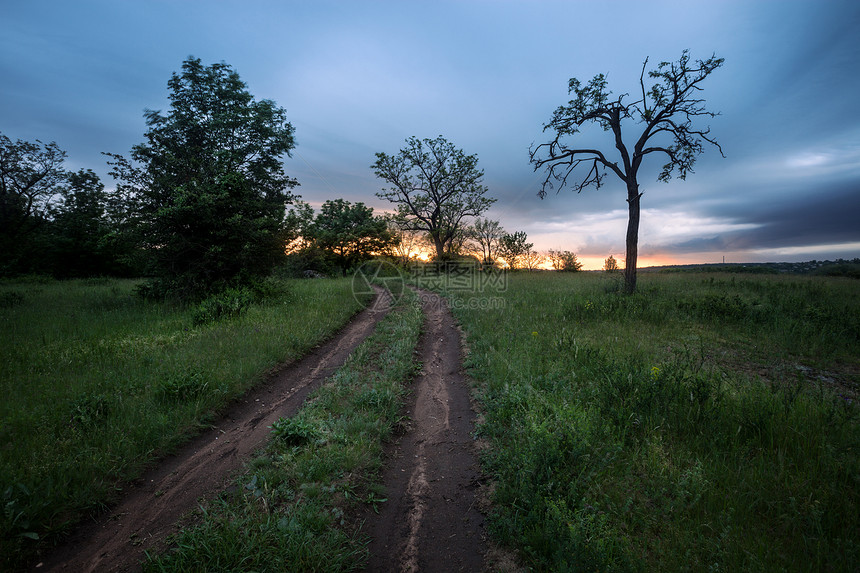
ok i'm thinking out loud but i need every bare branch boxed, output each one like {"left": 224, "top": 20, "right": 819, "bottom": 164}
{"left": 531, "top": 50, "right": 724, "bottom": 293}
{"left": 639, "top": 57, "right": 650, "bottom": 119}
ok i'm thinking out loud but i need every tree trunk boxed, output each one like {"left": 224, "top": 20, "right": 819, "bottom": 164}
{"left": 624, "top": 183, "right": 641, "bottom": 294}
{"left": 432, "top": 235, "right": 445, "bottom": 261}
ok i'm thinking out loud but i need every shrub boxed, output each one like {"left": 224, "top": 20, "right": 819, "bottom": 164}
{"left": 191, "top": 287, "right": 255, "bottom": 326}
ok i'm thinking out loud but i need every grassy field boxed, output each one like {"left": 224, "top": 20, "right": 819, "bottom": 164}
{"left": 144, "top": 288, "right": 423, "bottom": 571}
{"left": 436, "top": 271, "right": 859, "bottom": 571}
{"left": 3, "top": 271, "right": 858, "bottom": 571}
{"left": 0, "top": 277, "right": 366, "bottom": 569}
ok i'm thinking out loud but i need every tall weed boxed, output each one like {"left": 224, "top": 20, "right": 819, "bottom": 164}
{"left": 446, "top": 271, "right": 859, "bottom": 571}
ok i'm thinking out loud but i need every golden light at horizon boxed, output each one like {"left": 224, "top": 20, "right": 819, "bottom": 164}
{"left": 287, "top": 234, "right": 717, "bottom": 271}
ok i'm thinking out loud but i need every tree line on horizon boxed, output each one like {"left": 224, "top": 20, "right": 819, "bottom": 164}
{"left": 0, "top": 126, "right": 610, "bottom": 286}
{"left": 2, "top": 49, "right": 721, "bottom": 296}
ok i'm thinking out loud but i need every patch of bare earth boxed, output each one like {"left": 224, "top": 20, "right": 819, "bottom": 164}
{"left": 363, "top": 289, "right": 487, "bottom": 572}
{"left": 35, "top": 288, "right": 393, "bottom": 573}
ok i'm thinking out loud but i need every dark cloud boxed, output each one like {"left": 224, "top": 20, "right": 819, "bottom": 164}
{"left": 670, "top": 182, "right": 860, "bottom": 252}
{"left": 1, "top": 0, "right": 858, "bottom": 265}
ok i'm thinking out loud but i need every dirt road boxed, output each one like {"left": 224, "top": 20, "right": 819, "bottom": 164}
{"left": 38, "top": 289, "right": 393, "bottom": 572}
{"left": 36, "top": 286, "right": 489, "bottom": 572}
{"left": 363, "top": 289, "right": 487, "bottom": 572}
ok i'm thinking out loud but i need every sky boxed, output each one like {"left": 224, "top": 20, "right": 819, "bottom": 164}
{"left": 2, "top": 0, "right": 859, "bottom": 269}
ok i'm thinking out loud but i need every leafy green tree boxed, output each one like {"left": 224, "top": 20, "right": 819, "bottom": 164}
{"left": 0, "top": 133, "right": 66, "bottom": 274}
{"left": 49, "top": 169, "right": 113, "bottom": 276}
{"left": 604, "top": 255, "right": 620, "bottom": 272}
{"left": 283, "top": 199, "right": 316, "bottom": 252}
{"left": 530, "top": 51, "right": 724, "bottom": 293}
{"left": 444, "top": 225, "right": 473, "bottom": 259}
{"left": 96, "top": 183, "right": 148, "bottom": 277}
{"left": 498, "top": 231, "right": 533, "bottom": 270}
{"left": 107, "top": 57, "right": 298, "bottom": 298}
{"left": 372, "top": 136, "right": 495, "bottom": 260}
{"left": 310, "top": 199, "right": 394, "bottom": 275}
{"left": 280, "top": 200, "right": 330, "bottom": 275}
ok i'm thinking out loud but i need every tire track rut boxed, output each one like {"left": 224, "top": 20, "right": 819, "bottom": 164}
{"left": 364, "top": 289, "right": 487, "bottom": 572}
{"left": 37, "top": 288, "right": 393, "bottom": 572}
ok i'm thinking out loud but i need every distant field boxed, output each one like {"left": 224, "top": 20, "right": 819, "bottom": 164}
{"left": 439, "top": 271, "right": 859, "bottom": 571}
{"left": 0, "top": 277, "right": 365, "bottom": 569}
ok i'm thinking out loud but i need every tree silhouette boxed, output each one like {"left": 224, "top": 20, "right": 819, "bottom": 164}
{"left": 373, "top": 136, "right": 495, "bottom": 260}
{"left": 530, "top": 51, "right": 724, "bottom": 293}
{"left": 548, "top": 249, "right": 583, "bottom": 272}
{"left": 310, "top": 199, "right": 394, "bottom": 276}
{"left": 107, "top": 57, "right": 298, "bottom": 299}
{"left": 498, "top": 231, "right": 532, "bottom": 271}
{"left": 50, "top": 169, "right": 116, "bottom": 277}
{"left": 0, "top": 133, "right": 66, "bottom": 273}
{"left": 469, "top": 218, "right": 505, "bottom": 267}
{"left": 604, "top": 255, "right": 620, "bottom": 273}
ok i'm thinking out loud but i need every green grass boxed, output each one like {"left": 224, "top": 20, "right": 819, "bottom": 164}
{"left": 0, "top": 277, "right": 366, "bottom": 569}
{"left": 5, "top": 271, "right": 858, "bottom": 571}
{"left": 438, "top": 271, "right": 859, "bottom": 572}
{"left": 144, "top": 288, "right": 423, "bottom": 572}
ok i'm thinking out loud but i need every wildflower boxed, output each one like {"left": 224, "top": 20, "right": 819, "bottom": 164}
{"left": 650, "top": 366, "right": 661, "bottom": 380}
{"left": 532, "top": 331, "right": 538, "bottom": 337}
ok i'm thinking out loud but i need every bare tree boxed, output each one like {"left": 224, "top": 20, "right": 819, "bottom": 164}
{"left": 523, "top": 248, "right": 545, "bottom": 272}
{"left": 530, "top": 51, "right": 724, "bottom": 293}
{"left": 373, "top": 136, "right": 495, "bottom": 260}
{"left": 469, "top": 218, "right": 505, "bottom": 267}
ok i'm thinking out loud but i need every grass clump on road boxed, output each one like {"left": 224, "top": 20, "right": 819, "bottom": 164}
{"left": 0, "top": 277, "right": 365, "bottom": 569}
{"left": 442, "top": 271, "right": 859, "bottom": 572}
{"left": 145, "top": 288, "right": 423, "bottom": 572}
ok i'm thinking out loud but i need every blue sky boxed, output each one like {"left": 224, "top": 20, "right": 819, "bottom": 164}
{"left": 2, "top": 0, "right": 859, "bottom": 268}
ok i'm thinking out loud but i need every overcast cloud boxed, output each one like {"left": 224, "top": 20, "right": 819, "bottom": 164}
{"left": 2, "top": 0, "right": 858, "bottom": 268}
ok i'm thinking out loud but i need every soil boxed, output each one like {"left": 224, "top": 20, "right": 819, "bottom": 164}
{"left": 362, "top": 289, "right": 487, "bottom": 572}
{"left": 35, "top": 286, "right": 490, "bottom": 572}
{"left": 36, "top": 288, "right": 394, "bottom": 572}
